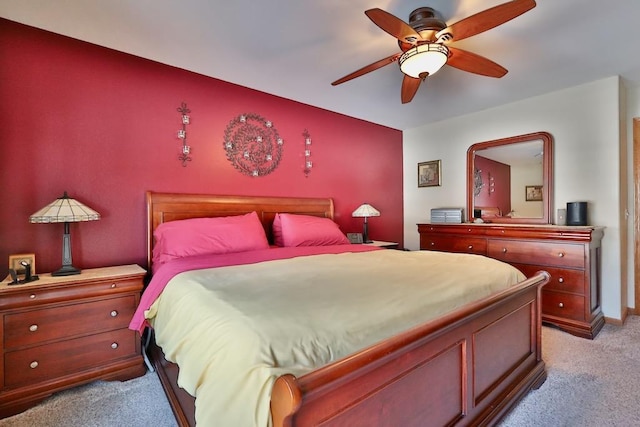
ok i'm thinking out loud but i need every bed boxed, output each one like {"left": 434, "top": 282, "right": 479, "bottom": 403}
{"left": 133, "top": 191, "right": 550, "bottom": 427}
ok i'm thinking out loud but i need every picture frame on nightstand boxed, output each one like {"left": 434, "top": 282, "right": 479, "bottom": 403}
{"left": 8, "top": 253, "right": 36, "bottom": 276}
{"left": 347, "top": 233, "right": 364, "bottom": 244}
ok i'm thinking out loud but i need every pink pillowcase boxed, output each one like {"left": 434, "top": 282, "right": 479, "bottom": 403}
{"left": 152, "top": 211, "right": 269, "bottom": 267}
{"left": 273, "top": 213, "right": 350, "bottom": 247}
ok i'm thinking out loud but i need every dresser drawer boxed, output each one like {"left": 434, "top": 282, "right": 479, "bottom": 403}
{"left": 4, "top": 328, "right": 137, "bottom": 388}
{"left": 418, "top": 225, "right": 486, "bottom": 236}
{"left": 488, "top": 239, "right": 585, "bottom": 269}
{"left": 420, "top": 235, "right": 487, "bottom": 255}
{"left": 4, "top": 296, "right": 136, "bottom": 349}
{"left": 542, "top": 290, "right": 585, "bottom": 322}
{"left": 0, "top": 277, "right": 142, "bottom": 310}
{"left": 512, "top": 263, "right": 585, "bottom": 295}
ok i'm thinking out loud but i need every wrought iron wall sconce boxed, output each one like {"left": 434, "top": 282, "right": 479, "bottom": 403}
{"left": 177, "top": 102, "right": 191, "bottom": 166}
{"left": 303, "top": 129, "right": 312, "bottom": 177}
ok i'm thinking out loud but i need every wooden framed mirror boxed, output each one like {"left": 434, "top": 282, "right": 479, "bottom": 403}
{"left": 466, "top": 131, "right": 553, "bottom": 224}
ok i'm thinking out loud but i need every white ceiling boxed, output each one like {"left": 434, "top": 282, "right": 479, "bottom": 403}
{"left": 2, "top": 0, "right": 640, "bottom": 131}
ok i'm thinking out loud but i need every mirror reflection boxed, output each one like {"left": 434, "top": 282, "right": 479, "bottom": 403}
{"left": 467, "top": 132, "right": 553, "bottom": 224}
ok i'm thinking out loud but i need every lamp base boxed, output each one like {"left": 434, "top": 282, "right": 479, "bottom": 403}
{"left": 51, "top": 265, "right": 81, "bottom": 276}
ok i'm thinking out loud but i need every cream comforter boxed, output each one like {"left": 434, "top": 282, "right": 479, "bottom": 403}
{"left": 145, "top": 248, "right": 525, "bottom": 426}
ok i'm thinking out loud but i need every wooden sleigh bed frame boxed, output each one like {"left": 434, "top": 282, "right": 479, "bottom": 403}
{"left": 144, "top": 191, "right": 550, "bottom": 426}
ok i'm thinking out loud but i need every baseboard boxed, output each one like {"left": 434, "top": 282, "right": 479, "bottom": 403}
{"left": 603, "top": 307, "right": 640, "bottom": 326}
{"left": 604, "top": 316, "right": 625, "bottom": 326}
{"left": 626, "top": 306, "right": 640, "bottom": 316}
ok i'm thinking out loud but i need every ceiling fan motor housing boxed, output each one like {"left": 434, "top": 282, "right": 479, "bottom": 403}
{"left": 410, "top": 8, "right": 446, "bottom": 35}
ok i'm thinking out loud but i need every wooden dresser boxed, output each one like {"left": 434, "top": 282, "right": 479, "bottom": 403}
{"left": 417, "top": 223, "right": 604, "bottom": 339}
{"left": 0, "top": 264, "right": 146, "bottom": 418}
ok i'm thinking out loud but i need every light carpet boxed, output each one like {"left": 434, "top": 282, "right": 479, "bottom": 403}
{"left": 500, "top": 315, "right": 640, "bottom": 426}
{"left": 1, "top": 316, "right": 638, "bottom": 426}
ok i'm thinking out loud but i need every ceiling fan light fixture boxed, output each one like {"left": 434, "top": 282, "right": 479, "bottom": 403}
{"left": 399, "top": 43, "right": 449, "bottom": 78}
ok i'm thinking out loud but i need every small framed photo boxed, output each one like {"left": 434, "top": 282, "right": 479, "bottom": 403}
{"left": 347, "top": 233, "right": 363, "bottom": 244}
{"left": 525, "top": 185, "right": 543, "bottom": 202}
{"left": 9, "top": 253, "right": 36, "bottom": 275}
{"left": 418, "top": 160, "right": 442, "bottom": 188}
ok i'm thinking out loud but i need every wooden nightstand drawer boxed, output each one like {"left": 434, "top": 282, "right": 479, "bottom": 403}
{"left": 4, "top": 295, "right": 136, "bottom": 349}
{"left": 488, "top": 240, "right": 584, "bottom": 269}
{"left": 4, "top": 328, "right": 137, "bottom": 388}
{"left": 512, "top": 263, "right": 585, "bottom": 295}
{"left": 0, "top": 277, "right": 142, "bottom": 311}
{"left": 542, "top": 291, "right": 585, "bottom": 322}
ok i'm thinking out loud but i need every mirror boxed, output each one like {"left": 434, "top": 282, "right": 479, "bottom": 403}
{"left": 466, "top": 131, "right": 553, "bottom": 224}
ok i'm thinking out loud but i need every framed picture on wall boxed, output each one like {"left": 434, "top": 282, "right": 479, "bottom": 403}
{"left": 418, "top": 160, "right": 442, "bottom": 187}
{"left": 8, "top": 253, "right": 36, "bottom": 276}
{"left": 525, "top": 185, "right": 543, "bottom": 201}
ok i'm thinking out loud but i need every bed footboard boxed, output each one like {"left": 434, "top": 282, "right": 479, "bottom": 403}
{"left": 271, "top": 271, "right": 549, "bottom": 426}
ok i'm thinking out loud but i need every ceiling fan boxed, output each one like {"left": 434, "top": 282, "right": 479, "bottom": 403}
{"left": 331, "top": 0, "right": 536, "bottom": 104}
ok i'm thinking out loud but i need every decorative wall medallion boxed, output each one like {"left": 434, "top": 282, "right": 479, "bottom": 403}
{"left": 223, "top": 113, "right": 284, "bottom": 177}
{"left": 474, "top": 168, "right": 483, "bottom": 196}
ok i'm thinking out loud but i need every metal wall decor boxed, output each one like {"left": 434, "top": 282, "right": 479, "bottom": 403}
{"left": 303, "top": 129, "right": 312, "bottom": 177}
{"left": 177, "top": 102, "right": 191, "bottom": 166}
{"left": 223, "top": 113, "right": 284, "bottom": 177}
{"left": 474, "top": 168, "right": 483, "bottom": 196}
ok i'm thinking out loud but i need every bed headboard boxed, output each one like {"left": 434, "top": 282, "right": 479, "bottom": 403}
{"left": 146, "top": 191, "right": 335, "bottom": 269}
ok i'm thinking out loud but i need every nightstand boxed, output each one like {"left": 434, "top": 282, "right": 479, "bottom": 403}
{"left": 364, "top": 240, "right": 399, "bottom": 249}
{"left": 0, "top": 264, "right": 146, "bottom": 418}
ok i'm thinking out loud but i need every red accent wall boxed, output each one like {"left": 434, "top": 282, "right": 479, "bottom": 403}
{"left": 474, "top": 156, "right": 510, "bottom": 215}
{"left": 0, "top": 19, "right": 403, "bottom": 276}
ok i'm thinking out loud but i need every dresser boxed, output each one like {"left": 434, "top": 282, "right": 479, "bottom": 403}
{"left": 0, "top": 264, "right": 146, "bottom": 418}
{"left": 417, "top": 223, "right": 604, "bottom": 339}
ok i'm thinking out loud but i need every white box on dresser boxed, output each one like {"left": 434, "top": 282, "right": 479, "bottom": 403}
{"left": 0, "top": 264, "right": 146, "bottom": 418}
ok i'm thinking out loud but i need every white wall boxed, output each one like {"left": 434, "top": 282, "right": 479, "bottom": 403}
{"left": 403, "top": 77, "right": 625, "bottom": 320}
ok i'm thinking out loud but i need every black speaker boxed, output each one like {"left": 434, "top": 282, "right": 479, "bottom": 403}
{"left": 566, "top": 202, "right": 587, "bottom": 226}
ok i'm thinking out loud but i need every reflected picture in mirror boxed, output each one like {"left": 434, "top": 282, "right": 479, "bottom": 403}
{"left": 467, "top": 132, "right": 553, "bottom": 224}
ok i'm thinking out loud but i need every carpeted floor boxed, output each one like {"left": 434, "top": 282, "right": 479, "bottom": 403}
{"left": 1, "top": 316, "right": 638, "bottom": 426}
{"left": 0, "top": 368, "right": 177, "bottom": 427}
{"left": 500, "top": 316, "right": 640, "bottom": 427}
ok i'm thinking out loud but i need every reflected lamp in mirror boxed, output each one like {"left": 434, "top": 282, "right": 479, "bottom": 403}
{"left": 29, "top": 192, "right": 100, "bottom": 276}
{"left": 352, "top": 203, "right": 380, "bottom": 243}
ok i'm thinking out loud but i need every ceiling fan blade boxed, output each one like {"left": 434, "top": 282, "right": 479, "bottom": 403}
{"left": 365, "top": 8, "right": 421, "bottom": 44}
{"left": 438, "top": 0, "right": 536, "bottom": 42}
{"left": 447, "top": 46, "right": 507, "bottom": 78}
{"left": 401, "top": 75, "right": 422, "bottom": 104}
{"left": 331, "top": 53, "right": 401, "bottom": 86}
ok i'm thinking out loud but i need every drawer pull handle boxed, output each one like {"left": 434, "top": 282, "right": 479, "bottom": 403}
{"left": 502, "top": 248, "right": 507, "bottom": 253}
{"left": 110, "top": 310, "right": 118, "bottom": 317}
{"left": 110, "top": 283, "right": 117, "bottom": 288}
{"left": 558, "top": 302, "right": 564, "bottom": 308}
{"left": 467, "top": 228, "right": 472, "bottom": 232}
{"left": 30, "top": 361, "right": 38, "bottom": 369}
{"left": 558, "top": 277, "right": 564, "bottom": 283}
{"left": 558, "top": 252, "right": 565, "bottom": 258}
{"left": 111, "top": 342, "right": 119, "bottom": 349}
{"left": 29, "top": 324, "right": 38, "bottom": 332}
{"left": 468, "top": 245, "right": 473, "bottom": 250}
{"left": 29, "top": 294, "right": 36, "bottom": 299}
{"left": 430, "top": 242, "right": 435, "bottom": 246}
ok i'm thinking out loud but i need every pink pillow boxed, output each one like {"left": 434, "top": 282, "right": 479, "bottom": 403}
{"left": 152, "top": 211, "right": 269, "bottom": 266}
{"left": 273, "top": 213, "right": 350, "bottom": 247}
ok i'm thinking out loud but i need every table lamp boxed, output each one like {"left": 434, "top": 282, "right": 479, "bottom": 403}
{"left": 352, "top": 203, "right": 380, "bottom": 243}
{"left": 30, "top": 191, "right": 100, "bottom": 276}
